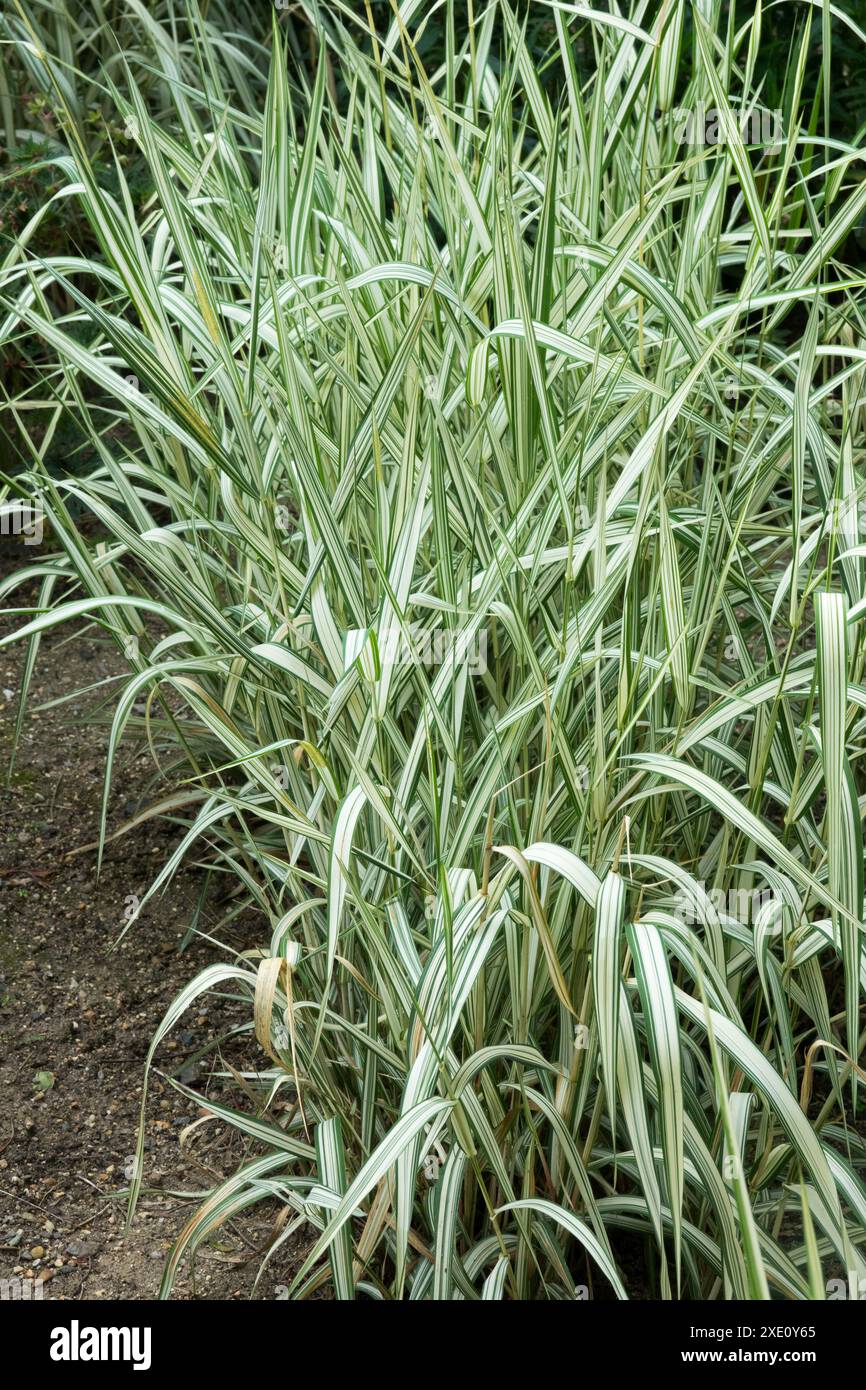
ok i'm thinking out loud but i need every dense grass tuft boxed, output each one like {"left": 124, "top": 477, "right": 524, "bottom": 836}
{"left": 3, "top": 1, "right": 866, "bottom": 1299}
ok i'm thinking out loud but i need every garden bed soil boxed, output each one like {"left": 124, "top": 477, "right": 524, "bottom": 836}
{"left": 0, "top": 564, "right": 308, "bottom": 1300}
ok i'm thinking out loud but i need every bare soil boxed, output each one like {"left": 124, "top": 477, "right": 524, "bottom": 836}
{"left": 0, "top": 563, "right": 308, "bottom": 1300}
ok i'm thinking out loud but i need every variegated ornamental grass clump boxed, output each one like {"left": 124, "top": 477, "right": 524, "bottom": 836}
{"left": 2, "top": 0, "right": 866, "bottom": 1299}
